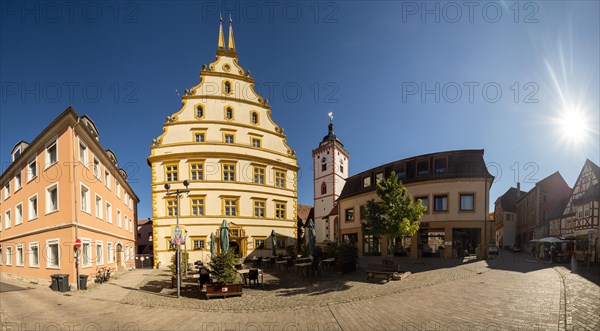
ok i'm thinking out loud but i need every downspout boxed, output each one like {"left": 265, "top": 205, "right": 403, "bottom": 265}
{"left": 72, "top": 118, "right": 81, "bottom": 289}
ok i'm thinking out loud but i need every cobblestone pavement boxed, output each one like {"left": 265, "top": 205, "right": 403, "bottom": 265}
{"left": 1, "top": 254, "right": 598, "bottom": 330}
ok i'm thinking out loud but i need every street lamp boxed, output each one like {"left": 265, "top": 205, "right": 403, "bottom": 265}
{"left": 165, "top": 179, "right": 190, "bottom": 298}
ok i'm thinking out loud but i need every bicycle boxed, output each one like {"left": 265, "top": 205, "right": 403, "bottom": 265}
{"left": 94, "top": 266, "right": 112, "bottom": 284}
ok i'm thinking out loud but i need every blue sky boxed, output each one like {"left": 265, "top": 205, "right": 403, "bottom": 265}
{"left": 1, "top": 1, "right": 598, "bottom": 220}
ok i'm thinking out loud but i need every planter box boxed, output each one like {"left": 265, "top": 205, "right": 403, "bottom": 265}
{"left": 206, "top": 283, "right": 243, "bottom": 299}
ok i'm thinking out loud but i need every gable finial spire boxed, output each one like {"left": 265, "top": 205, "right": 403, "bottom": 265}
{"left": 228, "top": 14, "right": 236, "bottom": 51}
{"left": 217, "top": 13, "right": 225, "bottom": 49}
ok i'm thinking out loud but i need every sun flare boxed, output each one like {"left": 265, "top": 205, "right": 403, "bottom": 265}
{"left": 555, "top": 108, "right": 590, "bottom": 146}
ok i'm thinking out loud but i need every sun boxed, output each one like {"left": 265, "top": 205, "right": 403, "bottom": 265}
{"left": 555, "top": 108, "right": 590, "bottom": 146}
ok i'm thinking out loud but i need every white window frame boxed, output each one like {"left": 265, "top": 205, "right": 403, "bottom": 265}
{"left": 125, "top": 215, "right": 129, "bottom": 231}
{"left": 105, "top": 170, "right": 111, "bottom": 190}
{"left": 106, "top": 202, "right": 113, "bottom": 223}
{"left": 14, "top": 171, "right": 22, "bottom": 192}
{"left": 15, "top": 202, "right": 23, "bottom": 225}
{"left": 28, "top": 194, "right": 38, "bottom": 220}
{"left": 45, "top": 137, "right": 58, "bottom": 169}
{"left": 27, "top": 158, "right": 38, "bottom": 182}
{"left": 107, "top": 242, "right": 113, "bottom": 263}
{"left": 46, "top": 239, "right": 60, "bottom": 269}
{"left": 129, "top": 219, "right": 133, "bottom": 233}
{"left": 6, "top": 246, "right": 13, "bottom": 265}
{"left": 16, "top": 244, "right": 24, "bottom": 266}
{"left": 95, "top": 194, "right": 103, "bottom": 219}
{"left": 4, "top": 182, "right": 10, "bottom": 199}
{"left": 79, "top": 139, "right": 88, "bottom": 165}
{"left": 80, "top": 183, "right": 91, "bottom": 213}
{"left": 5, "top": 209, "right": 11, "bottom": 229}
{"left": 96, "top": 241, "right": 104, "bottom": 265}
{"left": 93, "top": 156, "right": 101, "bottom": 180}
{"left": 116, "top": 181, "right": 121, "bottom": 199}
{"left": 117, "top": 209, "right": 122, "bottom": 228}
{"left": 45, "top": 183, "right": 59, "bottom": 214}
{"left": 81, "top": 238, "right": 92, "bottom": 268}
{"left": 29, "top": 242, "right": 39, "bottom": 267}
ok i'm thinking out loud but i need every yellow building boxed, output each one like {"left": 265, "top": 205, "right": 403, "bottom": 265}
{"left": 148, "top": 18, "right": 298, "bottom": 267}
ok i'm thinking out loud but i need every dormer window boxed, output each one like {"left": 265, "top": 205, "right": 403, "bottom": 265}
{"left": 417, "top": 160, "right": 429, "bottom": 176}
{"left": 363, "top": 176, "right": 371, "bottom": 188}
{"left": 434, "top": 158, "right": 447, "bottom": 173}
{"left": 12, "top": 148, "right": 21, "bottom": 161}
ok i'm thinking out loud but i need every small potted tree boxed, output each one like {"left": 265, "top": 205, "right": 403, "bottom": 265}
{"left": 334, "top": 242, "right": 358, "bottom": 274}
{"left": 205, "top": 250, "right": 242, "bottom": 298}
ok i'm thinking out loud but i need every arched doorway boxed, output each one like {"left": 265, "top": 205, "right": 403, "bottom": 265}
{"left": 229, "top": 241, "right": 240, "bottom": 256}
{"left": 116, "top": 243, "right": 123, "bottom": 270}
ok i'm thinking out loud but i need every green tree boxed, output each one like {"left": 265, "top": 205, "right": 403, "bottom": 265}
{"left": 362, "top": 172, "right": 426, "bottom": 239}
{"left": 209, "top": 250, "right": 238, "bottom": 284}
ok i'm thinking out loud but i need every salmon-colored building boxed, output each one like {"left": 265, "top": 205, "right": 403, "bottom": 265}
{"left": 0, "top": 107, "right": 139, "bottom": 289}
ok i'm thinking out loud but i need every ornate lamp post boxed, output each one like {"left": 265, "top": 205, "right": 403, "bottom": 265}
{"left": 165, "top": 180, "right": 190, "bottom": 298}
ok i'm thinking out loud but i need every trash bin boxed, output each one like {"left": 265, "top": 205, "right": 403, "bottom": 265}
{"left": 50, "top": 274, "right": 59, "bottom": 291}
{"left": 56, "top": 274, "right": 70, "bottom": 292}
{"left": 79, "top": 275, "right": 88, "bottom": 290}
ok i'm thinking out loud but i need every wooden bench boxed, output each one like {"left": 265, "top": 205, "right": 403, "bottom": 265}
{"left": 365, "top": 264, "right": 401, "bottom": 282}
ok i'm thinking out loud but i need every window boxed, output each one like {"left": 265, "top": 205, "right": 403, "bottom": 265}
{"left": 224, "top": 81, "right": 232, "bottom": 94}
{"left": 321, "top": 182, "right": 327, "bottom": 195}
{"left": 166, "top": 198, "right": 177, "bottom": 217}
{"left": 81, "top": 184, "right": 90, "bottom": 213}
{"left": 223, "top": 198, "right": 238, "bottom": 216}
{"left": 12, "top": 147, "right": 21, "bottom": 161}
{"left": 165, "top": 163, "right": 179, "bottom": 182}
{"left": 253, "top": 199, "right": 265, "bottom": 218}
{"left": 397, "top": 171, "right": 405, "bottom": 181}
{"left": 434, "top": 158, "right": 447, "bottom": 173}
{"left": 416, "top": 196, "right": 429, "bottom": 211}
{"left": 190, "top": 162, "right": 204, "bottom": 181}
{"left": 543, "top": 192, "right": 547, "bottom": 202}
{"left": 79, "top": 141, "right": 88, "bottom": 164}
{"left": 29, "top": 242, "right": 39, "bottom": 267}
{"left": 105, "top": 170, "right": 111, "bottom": 189}
{"left": 82, "top": 240, "right": 92, "bottom": 267}
{"left": 251, "top": 111, "right": 259, "bottom": 125}
{"left": 253, "top": 166, "right": 265, "bottom": 184}
{"left": 106, "top": 202, "right": 112, "bottom": 223}
{"left": 6, "top": 246, "right": 13, "bottom": 265}
{"left": 28, "top": 195, "right": 38, "bottom": 220}
{"left": 4, "top": 182, "right": 10, "bottom": 199}
{"left": 46, "top": 139, "right": 57, "bottom": 166}
{"left": 225, "top": 107, "right": 234, "bottom": 120}
{"left": 345, "top": 208, "right": 355, "bottom": 222}
{"left": 375, "top": 172, "right": 384, "bottom": 183}
{"left": 363, "top": 176, "right": 371, "bottom": 188}
{"left": 0, "top": 246, "right": 3, "bottom": 264}
{"left": 434, "top": 195, "right": 448, "bottom": 212}
{"left": 195, "top": 105, "right": 204, "bottom": 119}
{"left": 117, "top": 210, "right": 122, "bottom": 228}
{"left": 95, "top": 195, "right": 103, "bottom": 219}
{"left": 96, "top": 242, "right": 104, "bottom": 264}
{"left": 275, "top": 170, "right": 286, "bottom": 188}
{"left": 16, "top": 245, "right": 24, "bottom": 266}
{"left": 15, "top": 203, "right": 23, "bottom": 225}
{"left": 4, "top": 210, "right": 10, "bottom": 229}
{"left": 93, "top": 157, "right": 101, "bottom": 179}
{"left": 363, "top": 234, "right": 381, "bottom": 256}
{"left": 47, "top": 239, "right": 59, "bottom": 268}
{"left": 107, "top": 243, "right": 113, "bottom": 263}
{"left": 224, "top": 133, "right": 235, "bottom": 144}
{"left": 14, "top": 172, "right": 22, "bottom": 191}
{"left": 417, "top": 160, "right": 429, "bottom": 176}
{"left": 125, "top": 215, "right": 129, "bottom": 231}
{"left": 194, "top": 132, "right": 205, "bottom": 142}
{"left": 254, "top": 239, "right": 265, "bottom": 249}
{"left": 46, "top": 184, "right": 58, "bottom": 213}
{"left": 27, "top": 159, "right": 37, "bottom": 181}
{"left": 321, "top": 158, "right": 327, "bottom": 171}
{"left": 359, "top": 205, "right": 367, "bottom": 220}
{"left": 460, "top": 194, "right": 475, "bottom": 211}
{"left": 193, "top": 240, "right": 205, "bottom": 250}
{"left": 251, "top": 137, "right": 261, "bottom": 148}
{"left": 191, "top": 197, "right": 205, "bottom": 216}
{"left": 275, "top": 202, "right": 286, "bottom": 219}
{"left": 116, "top": 181, "right": 121, "bottom": 199}
{"left": 223, "top": 163, "right": 236, "bottom": 181}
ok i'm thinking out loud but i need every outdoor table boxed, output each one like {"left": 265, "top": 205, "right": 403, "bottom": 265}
{"left": 321, "top": 258, "right": 335, "bottom": 270}
{"left": 275, "top": 260, "right": 287, "bottom": 271}
{"left": 236, "top": 268, "right": 263, "bottom": 285}
{"left": 294, "top": 262, "right": 313, "bottom": 277}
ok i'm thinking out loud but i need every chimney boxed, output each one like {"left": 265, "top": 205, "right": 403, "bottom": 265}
{"left": 517, "top": 182, "right": 521, "bottom": 198}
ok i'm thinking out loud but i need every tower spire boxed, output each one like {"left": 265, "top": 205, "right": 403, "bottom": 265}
{"left": 217, "top": 14, "right": 225, "bottom": 49}
{"left": 228, "top": 15, "right": 236, "bottom": 51}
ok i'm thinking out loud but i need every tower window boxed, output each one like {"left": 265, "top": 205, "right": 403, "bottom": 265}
{"left": 321, "top": 182, "right": 327, "bottom": 195}
{"left": 196, "top": 105, "right": 204, "bottom": 119}
{"left": 321, "top": 157, "right": 327, "bottom": 171}
{"left": 224, "top": 81, "right": 232, "bottom": 94}
{"left": 251, "top": 112, "right": 259, "bottom": 125}
{"left": 225, "top": 107, "right": 234, "bottom": 120}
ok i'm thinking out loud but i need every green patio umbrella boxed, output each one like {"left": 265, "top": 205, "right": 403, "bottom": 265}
{"left": 271, "top": 229, "right": 277, "bottom": 256}
{"left": 210, "top": 232, "right": 215, "bottom": 256}
{"left": 307, "top": 219, "right": 316, "bottom": 256}
{"left": 220, "top": 220, "right": 230, "bottom": 253}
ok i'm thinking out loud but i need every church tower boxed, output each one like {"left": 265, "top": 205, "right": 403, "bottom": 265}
{"left": 312, "top": 114, "right": 349, "bottom": 242}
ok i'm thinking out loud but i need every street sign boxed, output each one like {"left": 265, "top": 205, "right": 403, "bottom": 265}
{"left": 75, "top": 239, "right": 82, "bottom": 249}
